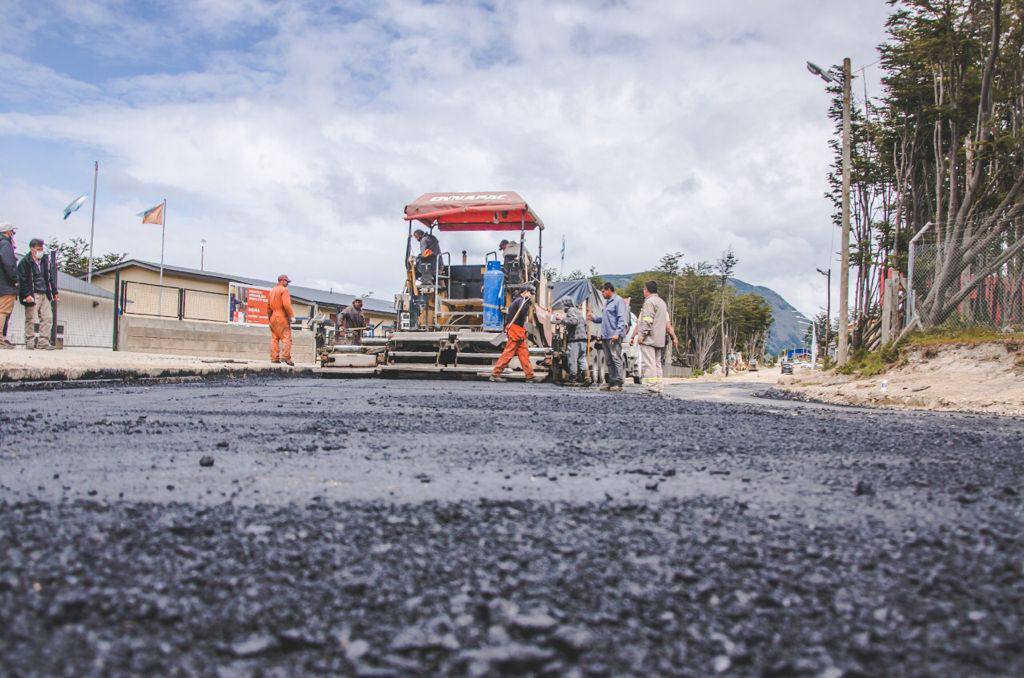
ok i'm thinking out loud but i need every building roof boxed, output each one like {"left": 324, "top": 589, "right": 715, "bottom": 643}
{"left": 58, "top": 271, "right": 116, "bottom": 300}
{"left": 87, "top": 259, "right": 395, "bottom": 315}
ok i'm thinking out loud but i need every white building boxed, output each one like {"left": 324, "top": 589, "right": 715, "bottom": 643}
{"left": 5, "top": 272, "right": 115, "bottom": 348}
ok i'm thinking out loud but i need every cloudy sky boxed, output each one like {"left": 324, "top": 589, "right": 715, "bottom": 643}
{"left": 0, "top": 0, "right": 890, "bottom": 314}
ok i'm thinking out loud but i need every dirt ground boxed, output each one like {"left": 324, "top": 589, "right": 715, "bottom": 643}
{"left": 0, "top": 347, "right": 313, "bottom": 382}
{"left": 778, "top": 342, "right": 1024, "bottom": 417}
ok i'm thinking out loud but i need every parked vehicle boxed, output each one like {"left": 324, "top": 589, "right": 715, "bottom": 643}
{"left": 780, "top": 361, "right": 794, "bottom": 375}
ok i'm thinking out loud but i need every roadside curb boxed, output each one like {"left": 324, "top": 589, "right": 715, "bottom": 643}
{"left": 0, "top": 366, "right": 317, "bottom": 391}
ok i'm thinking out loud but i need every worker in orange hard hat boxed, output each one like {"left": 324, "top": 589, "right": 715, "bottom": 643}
{"left": 268, "top": 274, "right": 295, "bottom": 366}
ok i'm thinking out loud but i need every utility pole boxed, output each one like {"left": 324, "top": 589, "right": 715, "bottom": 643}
{"left": 201, "top": 239, "right": 206, "bottom": 271}
{"left": 838, "top": 57, "right": 852, "bottom": 365}
{"left": 816, "top": 267, "right": 831, "bottom": 359}
{"left": 806, "top": 58, "right": 853, "bottom": 365}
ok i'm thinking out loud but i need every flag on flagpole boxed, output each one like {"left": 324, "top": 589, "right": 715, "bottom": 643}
{"left": 63, "top": 195, "right": 88, "bottom": 220}
{"left": 138, "top": 202, "right": 165, "bottom": 225}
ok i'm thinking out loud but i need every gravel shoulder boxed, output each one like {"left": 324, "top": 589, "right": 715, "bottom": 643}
{"left": 777, "top": 341, "right": 1024, "bottom": 416}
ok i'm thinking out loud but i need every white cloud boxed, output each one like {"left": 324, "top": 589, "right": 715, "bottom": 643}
{"left": 0, "top": 0, "right": 891, "bottom": 314}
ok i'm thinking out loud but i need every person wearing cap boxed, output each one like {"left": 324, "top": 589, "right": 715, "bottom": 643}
{"left": 498, "top": 239, "right": 531, "bottom": 285}
{"left": 339, "top": 297, "right": 366, "bottom": 346}
{"left": 412, "top": 229, "right": 440, "bottom": 284}
{"left": 18, "top": 238, "right": 59, "bottom": 350}
{"left": 490, "top": 285, "right": 536, "bottom": 383}
{"left": 268, "top": 274, "right": 295, "bottom": 365}
{"left": 0, "top": 223, "right": 19, "bottom": 349}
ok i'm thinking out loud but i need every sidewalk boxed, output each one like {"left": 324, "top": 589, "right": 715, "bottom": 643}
{"left": 0, "top": 347, "right": 314, "bottom": 383}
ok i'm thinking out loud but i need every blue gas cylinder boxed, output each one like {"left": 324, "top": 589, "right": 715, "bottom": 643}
{"left": 482, "top": 261, "right": 505, "bottom": 331}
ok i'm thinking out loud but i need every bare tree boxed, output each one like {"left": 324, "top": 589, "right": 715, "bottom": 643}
{"left": 716, "top": 248, "right": 738, "bottom": 374}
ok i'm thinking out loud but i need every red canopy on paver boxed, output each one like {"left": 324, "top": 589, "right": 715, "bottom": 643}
{"left": 403, "top": 192, "right": 544, "bottom": 231}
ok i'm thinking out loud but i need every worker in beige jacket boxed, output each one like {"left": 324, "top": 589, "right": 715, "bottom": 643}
{"left": 633, "top": 280, "right": 677, "bottom": 393}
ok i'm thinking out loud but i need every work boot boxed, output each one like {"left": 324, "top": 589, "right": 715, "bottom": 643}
{"left": 284, "top": 359, "right": 295, "bottom": 366}
{"left": 599, "top": 383, "right": 611, "bottom": 391}
{"left": 489, "top": 375, "right": 506, "bottom": 382}
{"left": 25, "top": 338, "right": 35, "bottom": 350}
{"left": 609, "top": 385, "right": 624, "bottom": 392}
{"left": 36, "top": 338, "right": 54, "bottom": 351}
{"left": 0, "top": 341, "right": 13, "bottom": 350}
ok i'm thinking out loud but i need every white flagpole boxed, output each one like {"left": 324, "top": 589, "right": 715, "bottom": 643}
{"left": 87, "top": 161, "right": 98, "bottom": 283}
{"left": 158, "top": 199, "right": 167, "bottom": 316}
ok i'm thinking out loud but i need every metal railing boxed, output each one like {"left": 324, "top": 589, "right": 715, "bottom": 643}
{"left": 120, "top": 280, "right": 229, "bottom": 322}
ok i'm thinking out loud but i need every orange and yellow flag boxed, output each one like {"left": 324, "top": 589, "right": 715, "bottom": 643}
{"left": 139, "top": 201, "right": 165, "bottom": 225}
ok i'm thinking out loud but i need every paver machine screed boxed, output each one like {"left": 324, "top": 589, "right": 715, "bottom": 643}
{"left": 317, "top": 192, "right": 552, "bottom": 379}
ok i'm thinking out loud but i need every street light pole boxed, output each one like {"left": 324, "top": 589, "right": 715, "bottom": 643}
{"left": 806, "top": 58, "right": 852, "bottom": 366}
{"left": 200, "top": 239, "right": 206, "bottom": 271}
{"left": 816, "top": 267, "right": 831, "bottom": 358}
{"left": 838, "top": 57, "right": 852, "bottom": 366}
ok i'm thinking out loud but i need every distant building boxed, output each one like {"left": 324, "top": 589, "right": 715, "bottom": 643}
{"left": 89, "top": 259, "right": 396, "bottom": 332}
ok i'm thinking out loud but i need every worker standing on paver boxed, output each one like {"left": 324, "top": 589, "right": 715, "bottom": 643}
{"left": 413, "top": 229, "right": 440, "bottom": 283}
{"left": 633, "top": 280, "right": 670, "bottom": 393}
{"left": 339, "top": 298, "right": 366, "bottom": 345}
{"left": 490, "top": 285, "right": 536, "bottom": 383}
{"left": 589, "top": 282, "right": 628, "bottom": 391}
{"left": 0, "top": 223, "right": 18, "bottom": 350}
{"left": 18, "top": 238, "right": 58, "bottom": 350}
{"left": 268, "top": 274, "right": 295, "bottom": 366}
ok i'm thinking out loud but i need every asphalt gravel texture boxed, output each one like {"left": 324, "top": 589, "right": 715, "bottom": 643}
{"left": 1, "top": 377, "right": 1022, "bottom": 676}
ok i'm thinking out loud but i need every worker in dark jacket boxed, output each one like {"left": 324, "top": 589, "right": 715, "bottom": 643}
{"left": 339, "top": 298, "right": 366, "bottom": 345}
{"left": 0, "top": 223, "right": 19, "bottom": 349}
{"left": 18, "top": 238, "right": 58, "bottom": 350}
{"left": 413, "top": 229, "right": 440, "bottom": 284}
{"left": 490, "top": 285, "right": 536, "bottom": 383}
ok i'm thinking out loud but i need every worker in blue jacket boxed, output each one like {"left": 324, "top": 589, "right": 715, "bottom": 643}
{"left": 588, "top": 282, "right": 628, "bottom": 391}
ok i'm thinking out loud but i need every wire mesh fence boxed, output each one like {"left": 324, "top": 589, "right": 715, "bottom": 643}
{"left": 908, "top": 222, "right": 1024, "bottom": 331}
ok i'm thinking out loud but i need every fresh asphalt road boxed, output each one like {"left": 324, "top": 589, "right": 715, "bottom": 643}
{"left": 1, "top": 377, "right": 1022, "bottom": 676}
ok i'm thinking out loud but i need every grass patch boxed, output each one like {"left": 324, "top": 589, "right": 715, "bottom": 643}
{"left": 835, "top": 339, "right": 907, "bottom": 377}
{"left": 907, "top": 324, "right": 1024, "bottom": 348}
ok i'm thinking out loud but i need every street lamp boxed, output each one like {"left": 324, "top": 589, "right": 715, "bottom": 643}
{"left": 200, "top": 239, "right": 206, "bottom": 271}
{"left": 816, "top": 267, "right": 831, "bottom": 357}
{"left": 807, "top": 58, "right": 852, "bottom": 366}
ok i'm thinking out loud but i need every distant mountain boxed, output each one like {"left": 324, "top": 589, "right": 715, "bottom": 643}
{"left": 598, "top": 273, "right": 809, "bottom": 355}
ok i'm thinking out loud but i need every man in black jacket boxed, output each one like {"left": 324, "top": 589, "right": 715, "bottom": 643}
{"left": 0, "top": 223, "right": 18, "bottom": 349}
{"left": 18, "top": 238, "right": 58, "bottom": 350}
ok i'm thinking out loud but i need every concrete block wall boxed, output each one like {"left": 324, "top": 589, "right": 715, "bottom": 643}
{"left": 119, "top": 315, "right": 315, "bottom": 362}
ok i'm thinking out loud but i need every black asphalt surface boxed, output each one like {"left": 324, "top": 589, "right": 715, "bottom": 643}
{"left": 1, "top": 377, "right": 1022, "bottom": 676}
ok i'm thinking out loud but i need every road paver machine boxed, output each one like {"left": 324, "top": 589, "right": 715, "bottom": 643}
{"left": 318, "top": 192, "right": 551, "bottom": 378}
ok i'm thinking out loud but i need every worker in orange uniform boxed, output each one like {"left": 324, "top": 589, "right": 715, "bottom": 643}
{"left": 490, "top": 285, "right": 536, "bottom": 383}
{"left": 268, "top": 274, "right": 295, "bottom": 366}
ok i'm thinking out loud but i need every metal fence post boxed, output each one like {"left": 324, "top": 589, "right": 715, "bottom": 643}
{"left": 906, "top": 222, "right": 932, "bottom": 326}
{"left": 112, "top": 270, "right": 120, "bottom": 351}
